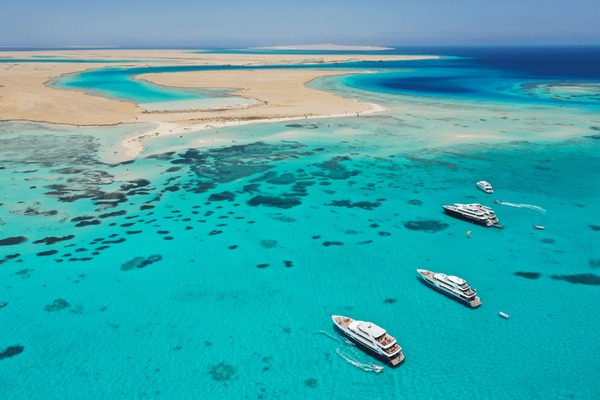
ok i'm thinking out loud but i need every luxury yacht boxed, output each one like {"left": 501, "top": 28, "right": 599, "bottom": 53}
{"left": 442, "top": 203, "right": 502, "bottom": 228}
{"left": 477, "top": 180, "right": 493, "bottom": 194}
{"left": 417, "top": 269, "right": 482, "bottom": 308}
{"left": 331, "top": 315, "right": 405, "bottom": 366}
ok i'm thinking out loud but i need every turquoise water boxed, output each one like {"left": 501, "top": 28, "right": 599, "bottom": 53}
{"left": 53, "top": 66, "right": 256, "bottom": 110}
{"left": 1, "top": 48, "right": 600, "bottom": 399}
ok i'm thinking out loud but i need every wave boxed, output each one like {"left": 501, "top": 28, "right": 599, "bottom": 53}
{"left": 494, "top": 200, "right": 546, "bottom": 214}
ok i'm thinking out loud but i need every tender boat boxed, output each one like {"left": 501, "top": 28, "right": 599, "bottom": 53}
{"left": 417, "top": 269, "right": 482, "bottom": 308}
{"left": 477, "top": 181, "right": 493, "bottom": 194}
{"left": 331, "top": 315, "right": 405, "bottom": 367}
{"left": 442, "top": 203, "right": 502, "bottom": 228}
{"left": 534, "top": 225, "right": 545, "bottom": 230}
{"left": 499, "top": 312, "right": 510, "bottom": 319}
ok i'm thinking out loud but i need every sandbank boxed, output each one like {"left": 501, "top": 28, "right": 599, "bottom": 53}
{"left": 0, "top": 49, "right": 436, "bottom": 161}
{"left": 253, "top": 44, "right": 394, "bottom": 51}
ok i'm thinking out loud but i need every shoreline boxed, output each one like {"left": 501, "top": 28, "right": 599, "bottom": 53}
{"left": 1, "top": 49, "right": 422, "bottom": 163}
{"left": 111, "top": 102, "right": 386, "bottom": 164}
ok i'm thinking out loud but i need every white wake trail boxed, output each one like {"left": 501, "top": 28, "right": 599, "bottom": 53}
{"left": 494, "top": 200, "right": 546, "bottom": 214}
{"left": 335, "top": 348, "right": 384, "bottom": 373}
{"left": 316, "top": 331, "right": 385, "bottom": 373}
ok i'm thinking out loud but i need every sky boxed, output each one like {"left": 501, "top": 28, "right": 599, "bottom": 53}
{"left": 1, "top": 0, "right": 599, "bottom": 48}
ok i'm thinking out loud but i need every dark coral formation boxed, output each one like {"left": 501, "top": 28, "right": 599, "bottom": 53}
{"left": 323, "top": 241, "right": 343, "bottom": 246}
{"left": 120, "top": 255, "right": 163, "bottom": 271}
{"left": 33, "top": 235, "right": 75, "bottom": 245}
{"left": 551, "top": 273, "right": 600, "bottom": 286}
{"left": 326, "top": 199, "right": 381, "bottom": 210}
{"left": 313, "top": 156, "right": 360, "bottom": 180}
{"left": 0, "top": 254, "right": 20, "bottom": 264}
{"left": 0, "top": 345, "right": 24, "bottom": 361}
{"left": 260, "top": 240, "right": 278, "bottom": 249}
{"left": 208, "top": 361, "right": 236, "bottom": 382}
{"left": 403, "top": 220, "right": 449, "bottom": 232}
{"left": 44, "top": 299, "right": 70, "bottom": 312}
{"left": 247, "top": 195, "right": 301, "bottom": 209}
{"left": 515, "top": 272, "right": 542, "bottom": 280}
{"left": 304, "top": 378, "right": 318, "bottom": 388}
{"left": 0, "top": 236, "right": 27, "bottom": 246}
{"left": 37, "top": 250, "right": 59, "bottom": 257}
{"left": 208, "top": 191, "right": 236, "bottom": 202}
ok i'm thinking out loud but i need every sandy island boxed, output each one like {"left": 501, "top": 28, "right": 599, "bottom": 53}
{"left": 0, "top": 49, "right": 436, "bottom": 161}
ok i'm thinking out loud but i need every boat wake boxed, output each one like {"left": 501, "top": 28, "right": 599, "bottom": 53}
{"left": 315, "top": 331, "right": 384, "bottom": 373}
{"left": 494, "top": 200, "right": 546, "bottom": 214}
{"left": 335, "top": 348, "right": 384, "bottom": 373}
{"left": 315, "top": 330, "right": 341, "bottom": 343}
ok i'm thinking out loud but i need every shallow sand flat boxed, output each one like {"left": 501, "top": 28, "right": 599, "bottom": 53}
{"left": 139, "top": 69, "right": 377, "bottom": 124}
{"left": 0, "top": 49, "right": 432, "bottom": 65}
{"left": 0, "top": 62, "right": 140, "bottom": 125}
{"left": 0, "top": 50, "right": 433, "bottom": 127}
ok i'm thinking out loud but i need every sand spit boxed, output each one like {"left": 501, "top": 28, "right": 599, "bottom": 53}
{"left": 0, "top": 49, "right": 436, "bottom": 160}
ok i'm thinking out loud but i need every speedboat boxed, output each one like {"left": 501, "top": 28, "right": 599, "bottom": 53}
{"left": 417, "top": 269, "right": 482, "bottom": 308}
{"left": 331, "top": 315, "right": 405, "bottom": 366}
{"left": 442, "top": 203, "right": 502, "bottom": 228}
{"left": 499, "top": 311, "right": 510, "bottom": 319}
{"left": 477, "top": 181, "right": 493, "bottom": 194}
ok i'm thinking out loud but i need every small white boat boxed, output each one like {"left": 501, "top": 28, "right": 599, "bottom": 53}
{"left": 534, "top": 225, "right": 545, "bottom": 230}
{"left": 499, "top": 312, "right": 510, "bottom": 319}
{"left": 477, "top": 181, "right": 493, "bottom": 194}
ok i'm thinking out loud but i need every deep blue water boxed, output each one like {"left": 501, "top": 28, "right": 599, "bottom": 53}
{"left": 342, "top": 46, "right": 600, "bottom": 106}
{"left": 53, "top": 46, "right": 600, "bottom": 108}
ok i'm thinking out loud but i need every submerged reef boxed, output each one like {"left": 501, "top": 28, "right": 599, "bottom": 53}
{"left": 0, "top": 345, "right": 24, "bottom": 361}
{"left": 0, "top": 236, "right": 27, "bottom": 246}
{"left": 403, "top": 220, "right": 449, "bottom": 232}
{"left": 208, "top": 361, "right": 236, "bottom": 382}
{"left": 44, "top": 299, "right": 70, "bottom": 312}
{"left": 304, "top": 378, "right": 318, "bottom": 388}
{"left": 515, "top": 272, "right": 542, "bottom": 280}
{"left": 551, "top": 273, "right": 600, "bottom": 286}
{"left": 121, "top": 255, "right": 163, "bottom": 271}
{"left": 326, "top": 199, "right": 381, "bottom": 210}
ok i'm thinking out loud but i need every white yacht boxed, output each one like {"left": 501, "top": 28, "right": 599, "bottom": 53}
{"left": 417, "top": 269, "right": 482, "bottom": 308}
{"left": 331, "top": 315, "right": 405, "bottom": 366}
{"left": 477, "top": 181, "right": 493, "bottom": 194}
{"left": 442, "top": 203, "right": 502, "bottom": 228}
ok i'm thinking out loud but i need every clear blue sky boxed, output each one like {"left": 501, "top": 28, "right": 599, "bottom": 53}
{"left": 2, "top": 0, "right": 599, "bottom": 47}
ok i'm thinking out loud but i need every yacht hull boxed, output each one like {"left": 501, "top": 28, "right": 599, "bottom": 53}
{"left": 418, "top": 272, "right": 482, "bottom": 308}
{"left": 332, "top": 316, "right": 405, "bottom": 367}
{"left": 442, "top": 206, "right": 493, "bottom": 227}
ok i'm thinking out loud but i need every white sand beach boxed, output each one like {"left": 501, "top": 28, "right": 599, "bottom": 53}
{"left": 0, "top": 49, "right": 437, "bottom": 161}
